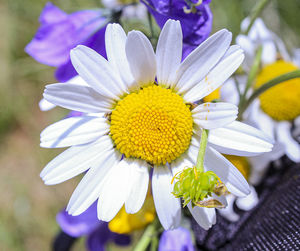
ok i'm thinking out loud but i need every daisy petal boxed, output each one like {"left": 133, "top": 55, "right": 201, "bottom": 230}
{"left": 44, "top": 83, "right": 114, "bottom": 113}
{"left": 184, "top": 45, "right": 244, "bottom": 103}
{"left": 67, "top": 150, "right": 121, "bottom": 216}
{"left": 98, "top": 160, "right": 131, "bottom": 221}
{"left": 105, "top": 23, "right": 135, "bottom": 90}
{"left": 67, "top": 75, "right": 89, "bottom": 86}
{"left": 39, "top": 98, "right": 56, "bottom": 111}
{"left": 175, "top": 29, "right": 232, "bottom": 94}
{"left": 204, "top": 146, "right": 250, "bottom": 197}
{"left": 171, "top": 154, "right": 194, "bottom": 175}
{"left": 187, "top": 203, "right": 216, "bottom": 230}
{"left": 247, "top": 100, "right": 275, "bottom": 139}
{"left": 70, "top": 45, "right": 124, "bottom": 99}
{"left": 156, "top": 19, "right": 182, "bottom": 88}
{"left": 218, "top": 194, "right": 239, "bottom": 222}
{"left": 152, "top": 166, "right": 181, "bottom": 230}
{"left": 192, "top": 102, "right": 238, "bottom": 129}
{"left": 236, "top": 186, "right": 258, "bottom": 211}
{"left": 126, "top": 31, "right": 156, "bottom": 88}
{"left": 207, "top": 121, "right": 273, "bottom": 156}
{"left": 40, "top": 136, "right": 113, "bottom": 185}
{"left": 277, "top": 121, "right": 300, "bottom": 162}
{"left": 125, "top": 160, "right": 149, "bottom": 214}
{"left": 40, "top": 116, "right": 109, "bottom": 148}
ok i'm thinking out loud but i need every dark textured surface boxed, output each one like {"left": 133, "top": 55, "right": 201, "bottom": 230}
{"left": 192, "top": 162, "right": 300, "bottom": 251}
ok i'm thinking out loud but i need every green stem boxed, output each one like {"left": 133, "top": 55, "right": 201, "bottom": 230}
{"left": 150, "top": 235, "right": 159, "bottom": 251}
{"left": 133, "top": 218, "right": 160, "bottom": 251}
{"left": 233, "top": 75, "right": 242, "bottom": 98}
{"left": 244, "top": 0, "right": 271, "bottom": 35}
{"left": 238, "top": 46, "right": 262, "bottom": 118}
{"left": 238, "top": 70, "right": 300, "bottom": 118}
{"left": 147, "top": 11, "right": 154, "bottom": 38}
{"left": 195, "top": 129, "right": 209, "bottom": 173}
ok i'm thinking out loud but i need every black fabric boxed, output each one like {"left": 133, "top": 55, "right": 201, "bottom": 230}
{"left": 192, "top": 162, "right": 300, "bottom": 251}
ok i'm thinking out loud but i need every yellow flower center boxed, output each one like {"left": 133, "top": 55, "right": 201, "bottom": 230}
{"left": 203, "top": 88, "right": 220, "bottom": 103}
{"left": 224, "top": 155, "right": 250, "bottom": 180}
{"left": 108, "top": 195, "right": 155, "bottom": 234}
{"left": 255, "top": 60, "right": 300, "bottom": 121}
{"left": 110, "top": 85, "right": 193, "bottom": 165}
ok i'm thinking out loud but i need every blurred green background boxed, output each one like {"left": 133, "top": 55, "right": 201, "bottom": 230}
{"left": 0, "top": 0, "right": 299, "bottom": 250}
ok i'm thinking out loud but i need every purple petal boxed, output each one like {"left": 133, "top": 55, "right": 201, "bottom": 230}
{"left": 142, "top": 0, "right": 213, "bottom": 59}
{"left": 158, "top": 227, "right": 195, "bottom": 251}
{"left": 55, "top": 59, "right": 78, "bottom": 82}
{"left": 111, "top": 232, "right": 131, "bottom": 246}
{"left": 55, "top": 21, "right": 107, "bottom": 82}
{"left": 86, "top": 224, "right": 109, "bottom": 251}
{"left": 66, "top": 111, "right": 84, "bottom": 118}
{"left": 26, "top": 3, "right": 107, "bottom": 76}
{"left": 56, "top": 202, "right": 100, "bottom": 237}
{"left": 39, "top": 2, "right": 67, "bottom": 24}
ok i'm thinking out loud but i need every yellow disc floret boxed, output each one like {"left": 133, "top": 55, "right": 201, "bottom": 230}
{"left": 255, "top": 60, "right": 300, "bottom": 121}
{"left": 224, "top": 155, "right": 250, "bottom": 180}
{"left": 110, "top": 85, "right": 193, "bottom": 165}
{"left": 108, "top": 195, "right": 155, "bottom": 234}
{"left": 203, "top": 88, "right": 220, "bottom": 103}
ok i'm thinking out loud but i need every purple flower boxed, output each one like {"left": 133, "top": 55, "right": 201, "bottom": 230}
{"left": 57, "top": 202, "right": 130, "bottom": 251}
{"left": 158, "top": 227, "right": 195, "bottom": 251}
{"left": 26, "top": 2, "right": 107, "bottom": 82}
{"left": 141, "top": 0, "right": 213, "bottom": 59}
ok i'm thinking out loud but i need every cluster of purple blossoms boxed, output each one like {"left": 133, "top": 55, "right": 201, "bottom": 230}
{"left": 141, "top": 0, "right": 213, "bottom": 59}
{"left": 26, "top": 2, "right": 107, "bottom": 82}
{"left": 56, "top": 202, "right": 130, "bottom": 251}
{"left": 26, "top": 1, "right": 212, "bottom": 82}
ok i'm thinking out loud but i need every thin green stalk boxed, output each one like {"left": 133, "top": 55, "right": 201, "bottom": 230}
{"left": 147, "top": 11, "right": 155, "bottom": 40}
{"left": 233, "top": 75, "right": 242, "bottom": 98}
{"left": 133, "top": 218, "right": 160, "bottom": 251}
{"left": 238, "top": 46, "right": 262, "bottom": 117}
{"left": 244, "top": 0, "right": 271, "bottom": 35}
{"left": 195, "top": 129, "right": 209, "bottom": 173}
{"left": 150, "top": 235, "right": 159, "bottom": 251}
{"left": 238, "top": 70, "right": 300, "bottom": 119}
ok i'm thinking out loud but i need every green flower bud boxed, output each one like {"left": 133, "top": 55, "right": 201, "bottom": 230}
{"left": 172, "top": 167, "right": 228, "bottom": 208}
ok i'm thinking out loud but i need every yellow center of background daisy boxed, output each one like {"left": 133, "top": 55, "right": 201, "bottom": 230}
{"left": 224, "top": 155, "right": 250, "bottom": 180}
{"left": 110, "top": 85, "right": 193, "bottom": 165}
{"left": 255, "top": 60, "right": 300, "bottom": 121}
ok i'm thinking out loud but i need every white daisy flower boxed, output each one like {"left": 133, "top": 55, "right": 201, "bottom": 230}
{"left": 236, "top": 17, "right": 290, "bottom": 71}
{"left": 222, "top": 18, "right": 300, "bottom": 185}
{"left": 40, "top": 19, "right": 273, "bottom": 230}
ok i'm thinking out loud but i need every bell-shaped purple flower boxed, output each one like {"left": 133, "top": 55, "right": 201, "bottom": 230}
{"left": 25, "top": 2, "right": 107, "bottom": 82}
{"left": 141, "top": 0, "right": 213, "bottom": 59}
{"left": 158, "top": 227, "right": 195, "bottom": 251}
{"left": 57, "top": 202, "right": 130, "bottom": 251}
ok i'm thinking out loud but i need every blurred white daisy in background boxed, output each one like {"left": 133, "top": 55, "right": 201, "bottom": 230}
{"left": 40, "top": 19, "right": 273, "bottom": 230}
{"left": 219, "top": 18, "right": 300, "bottom": 221}
{"left": 236, "top": 18, "right": 290, "bottom": 70}
{"left": 222, "top": 18, "right": 300, "bottom": 184}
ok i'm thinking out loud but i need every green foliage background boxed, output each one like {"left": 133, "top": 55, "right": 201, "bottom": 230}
{"left": 0, "top": 0, "right": 299, "bottom": 250}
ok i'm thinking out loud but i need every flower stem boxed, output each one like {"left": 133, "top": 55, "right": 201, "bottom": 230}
{"left": 238, "top": 46, "right": 262, "bottom": 119}
{"left": 195, "top": 129, "right": 209, "bottom": 173}
{"left": 133, "top": 218, "right": 160, "bottom": 251}
{"left": 238, "top": 70, "right": 300, "bottom": 118}
{"left": 244, "top": 0, "right": 271, "bottom": 35}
